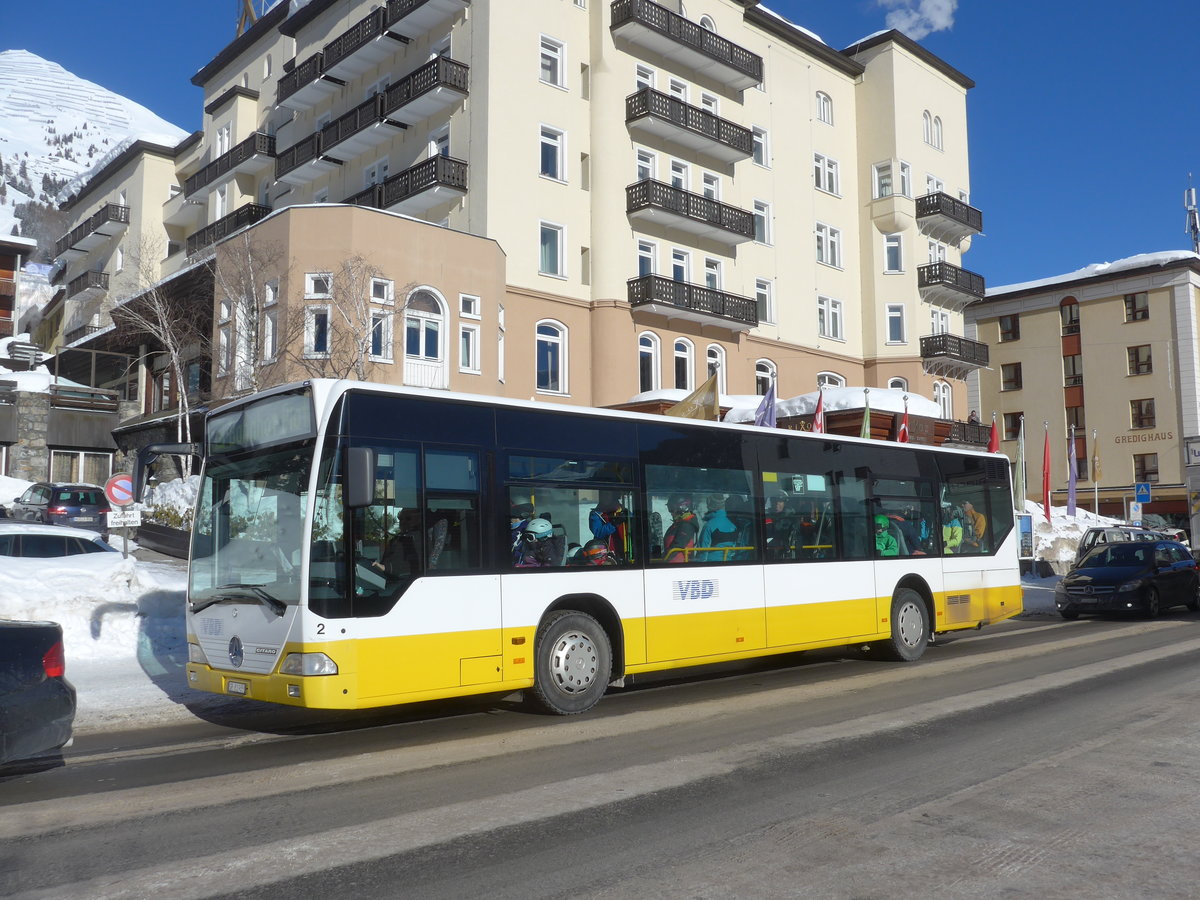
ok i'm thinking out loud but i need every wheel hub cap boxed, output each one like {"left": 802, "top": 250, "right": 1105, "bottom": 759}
{"left": 550, "top": 630, "right": 598, "bottom": 694}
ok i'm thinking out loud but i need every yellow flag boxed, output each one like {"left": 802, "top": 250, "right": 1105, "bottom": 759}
{"left": 1092, "top": 439, "right": 1102, "bottom": 482}
{"left": 665, "top": 371, "right": 720, "bottom": 420}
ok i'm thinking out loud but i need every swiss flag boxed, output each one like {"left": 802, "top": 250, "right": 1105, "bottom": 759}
{"left": 812, "top": 389, "right": 825, "bottom": 434}
{"left": 897, "top": 406, "right": 910, "bottom": 443}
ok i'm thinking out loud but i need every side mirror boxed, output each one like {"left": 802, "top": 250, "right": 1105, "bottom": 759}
{"left": 346, "top": 447, "right": 375, "bottom": 509}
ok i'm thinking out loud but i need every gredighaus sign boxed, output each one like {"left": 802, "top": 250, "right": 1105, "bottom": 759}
{"left": 1114, "top": 431, "right": 1174, "bottom": 444}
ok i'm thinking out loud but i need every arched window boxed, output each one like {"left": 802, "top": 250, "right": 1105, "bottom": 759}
{"left": 638, "top": 332, "right": 660, "bottom": 393}
{"left": 922, "top": 110, "right": 933, "bottom": 145}
{"left": 699, "top": 14, "right": 716, "bottom": 31}
{"left": 817, "top": 371, "right": 845, "bottom": 388}
{"left": 536, "top": 320, "right": 567, "bottom": 393}
{"left": 403, "top": 288, "right": 448, "bottom": 389}
{"left": 934, "top": 381, "right": 953, "bottom": 418}
{"left": 888, "top": 377, "right": 908, "bottom": 391}
{"left": 706, "top": 344, "right": 726, "bottom": 393}
{"left": 755, "top": 360, "right": 776, "bottom": 396}
{"left": 673, "top": 338, "right": 693, "bottom": 391}
{"left": 933, "top": 115, "right": 943, "bottom": 150}
{"left": 815, "top": 91, "right": 833, "bottom": 125}
{"left": 1060, "top": 296, "right": 1080, "bottom": 335}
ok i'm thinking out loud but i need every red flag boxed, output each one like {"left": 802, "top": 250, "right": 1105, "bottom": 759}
{"left": 897, "top": 402, "right": 910, "bottom": 443}
{"left": 812, "top": 388, "right": 825, "bottom": 434}
{"left": 987, "top": 412, "right": 999, "bottom": 453}
{"left": 1042, "top": 426, "right": 1052, "bottom": 522}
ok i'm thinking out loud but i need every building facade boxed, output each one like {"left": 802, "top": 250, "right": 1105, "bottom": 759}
{"left": 967, "top": 251, "right": 1200, "bottom": 531}
{"left": 38, "top": 0, "right": 989, "bottom": 479}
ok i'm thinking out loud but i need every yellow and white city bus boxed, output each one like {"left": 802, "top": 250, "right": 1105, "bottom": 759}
{"left": 145, "top": 379, "right": 1020, "bottom": 716}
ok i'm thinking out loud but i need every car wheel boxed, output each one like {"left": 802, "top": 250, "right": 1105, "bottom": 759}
{"left": 1059, "top": 607, "right": 1079, "bottom": 621}
{"left": 529, "top": 610, "right": 612, "bottom": 715}
{"left": 874, "top": 588, "right": 929, "bottom": 662}
{"left": 1144, "top": 586, "right": 1161, "bottom": 619}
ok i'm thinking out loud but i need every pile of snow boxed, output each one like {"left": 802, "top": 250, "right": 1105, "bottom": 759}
{"left": 1026, "top": 498, "right": 1122, "bottom": 568}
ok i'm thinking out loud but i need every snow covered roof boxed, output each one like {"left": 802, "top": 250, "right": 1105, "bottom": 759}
{"left": 988, "top": 251, "right": 1200, "bottom": 297}
{"left": 724, "top": 387, "right": 940, "bottom": 423}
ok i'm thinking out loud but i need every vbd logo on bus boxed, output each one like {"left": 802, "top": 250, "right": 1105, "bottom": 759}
{"left": 673, "top": 579, "right": 719, "bottom": 602}
{"left": 228, "top": 636, "right": 244, "bottom": 668}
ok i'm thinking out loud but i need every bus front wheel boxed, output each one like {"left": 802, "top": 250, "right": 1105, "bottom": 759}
{"left": 878, "top": 588, "right": 929, "bottom": 662}
{"left": 530, "top": 610, "right": 612, "bottom": 715}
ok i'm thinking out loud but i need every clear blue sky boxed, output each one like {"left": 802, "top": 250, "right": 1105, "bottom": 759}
{"left": 6, "top": 0, "right": 1198, "bottom": 287}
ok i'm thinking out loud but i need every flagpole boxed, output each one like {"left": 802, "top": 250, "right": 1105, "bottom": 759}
{"left": 1014, "top": 414, "right": 1026, "bottom": 510}
{"left": 1092, "top": 427, "right": 1099, "bottom": 516}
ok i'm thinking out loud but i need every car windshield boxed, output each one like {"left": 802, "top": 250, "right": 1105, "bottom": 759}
{"left": 1080, "top": 543, "right": 1151, "bottom": 568}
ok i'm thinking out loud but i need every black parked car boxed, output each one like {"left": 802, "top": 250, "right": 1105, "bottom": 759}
{"left": 0, "top": 619, "right": 76, "bottom": 767}
{"left": 1056, "top": 540, "right": 1200, "bottom": 620}
{"left": 10, "top": 482, "right": 111, "bottom": 538}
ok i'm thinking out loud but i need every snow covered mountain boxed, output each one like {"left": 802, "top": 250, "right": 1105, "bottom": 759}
{"left": 0, "top": 49, "right": 188, "bottom": 240}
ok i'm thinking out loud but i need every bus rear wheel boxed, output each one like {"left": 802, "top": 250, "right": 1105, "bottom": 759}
{"left": 530, "top": 610, "right": 612, "bottom": 715}
{"left": 877, "top": 588, "right": 929, "bottom": 662}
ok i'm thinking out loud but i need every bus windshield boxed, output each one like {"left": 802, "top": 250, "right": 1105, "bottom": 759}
{"left": 189, "top": 443, "right": 315, "bottom": 607}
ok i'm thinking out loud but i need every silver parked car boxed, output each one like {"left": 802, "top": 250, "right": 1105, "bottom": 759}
{"left": 1073, "top": 525, "right": 1169, "bottom": 568}
{"left": 10, "top": 482, "right": 111, "bottom": 539}
{"left": 0, "top": 522, "right": 118, "bottom": 558}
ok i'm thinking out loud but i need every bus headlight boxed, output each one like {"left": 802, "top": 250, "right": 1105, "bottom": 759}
{"left": 188, "top": 642, "right": 209, "bottom": 664}
{"left": 280, "top": 652, "right": 339, "bottom": 676}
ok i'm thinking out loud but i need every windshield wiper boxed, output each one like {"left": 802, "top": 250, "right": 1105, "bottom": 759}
{"left": 192, "top": 584, "right": 287, "bottom": 617}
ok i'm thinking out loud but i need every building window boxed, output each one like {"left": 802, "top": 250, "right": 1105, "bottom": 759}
{"left": 817, "top": 371, "right": 845, "bottom": 388}
{"left": 873, "top": 162, "right": 893, "bottom": 198}
{"left": 928, "top": 240, "right": 947, "bottom": 263}
{"left": 539, "top": 36, "right": 565, "bottom": 87}
{"left": 755, "top": 360, "right": 776, "bottom": 396}
{"left": 535, "top": 321, "right": 567, "bottom": 393}
{"left": 999, "top": 314, "right": 1020, "bottom": 342}
{"left": 1131, "top": 398, "right": 1156, "bottom": 429}
{"left": 370, "top": 278, "right": 394, "bottom": 304}
{"left": 635, "top": 65, "right": 654, "bottom": 90}
{"left": 364, "top": 156, "right": 389, "bottom": 187}
{"left": 539, "top": 126, "right": 565, "bottom": 181}
{"left": 1134, "top": 453, "right": 1159, "bottom": 484}
{"left": 637, "top": 240, "right": 656, "bottom": 277}
{"left": 752, "top": 127, "right": 769, "bottom": 167}
{"left": 1003, "top": 412, "right": 1022, "bottom": 441}
{"left": 702, "top": 172, "right": 720, "bottom": 200}
{"left": 305, "top": 306, "right": 330, "bottom": 357}
{"left": 815, "top": 222, "right": 841, "bottom": 268}
{"left": 1066, "top": 406, "right": 1086, "bottom": 431}
{"left": 638, "top": 332, "right": 660, "bottom": 392}
{"left": 1128, "top": 344, "right": 1153, "bottom": 375}
{"left": 306, "top": 273, "right": 332, "bottom": 297}
{"left": 262, "top": 308, "right": 278, "bottom": 362}
{"left": 753, "top": 200, "right": 772, "bottom": 244}
{"left": 889, "top": 377, "right": 908, "bottom": 391}
{"left": 636, "top": 149, "right": 655, "bottom": 182}
{"left": 930, "top": 308, "right": 949, "bottom": 334}
{"left": 671, "top": 249, "right": 689, "bottom": 282}
{"left": 369, "top": 311, "right": 392, "bottom": 361}
{"left": 673, "top": 338, "right": 693, "bottom": 390}
{"left": 50, "top": 450, "right": 112, "bottom": 486}
{"left": 886, "top": 304, "right": 905, "bottom": 343}
{"left": 815, "top": 91, "right": 833, "bottom": 125}
{"left": 1001, "top": 362, "right": 1023, "bottom": 391}
{"left": 899, "top": 162, "right": 911, "bottom": 197}
{"left": 926, "top": 174, "right": 944, "bottom": 196}
{"left": 1060, "top": 298, "right": 1080, "bottom": 335}
{"left": 813, "top": 153, "right": 839, "bottom": 194}
{"left": 706, "top": 344, "right": 726, "bottom": 393}
{"left": 539, "top": 221, "right": 565, "bottom": 277}
{"left": 1065, "top": 355, "right": 1084, "bottom": 386}
{"left": 933, "top": 381, "right": 952, "bottom": 418}
{"left": 460, "top": 293, "right": 481, "bottom": 319}
{"left": 670, "top": 159, "right": 688, "bottom": 190}
{"left": 459, "top": 323, "right": 480, "bottom": 374}
{"left": 668, "top": 78, "right": 687, "bottom": 101}
{"left": 1125, "top": 291, "right": 1149, "bottom": 322}
{"left": 817, "top": 296, "right": 843, "bottom": 340}
{"left": 755, "top": 278, "right": 774, "bottom": 324}
{"left": 703, "top": 257, "right": 722, "bottom": 289}
{"left": 884, "top": 234, "right": 903, "bottom": 272}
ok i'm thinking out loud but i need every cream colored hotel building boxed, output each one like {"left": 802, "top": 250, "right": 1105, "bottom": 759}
{"left": 34, "top": 0, "right": 990, "bottom": 473}
{"left": 967, "top": 251, "right": 1200, "bottom": 532}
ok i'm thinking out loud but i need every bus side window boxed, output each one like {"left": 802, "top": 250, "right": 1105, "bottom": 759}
{"left": 425, "top": 449, "right": 481, "bottom": 572}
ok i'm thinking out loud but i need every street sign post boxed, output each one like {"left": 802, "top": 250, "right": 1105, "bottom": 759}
{"left": 104, "top": 473, "right": 136, "bottom": 557}
{"left": 1129, "top": 501, "right": 1143, "bottom": 526}
{"left": 1135, "top": 482, "right": 1152, "bottom": 504}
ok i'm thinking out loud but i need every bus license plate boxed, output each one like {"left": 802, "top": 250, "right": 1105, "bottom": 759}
{"left": 226, "top": 680, "right": 248, "bottom": 695}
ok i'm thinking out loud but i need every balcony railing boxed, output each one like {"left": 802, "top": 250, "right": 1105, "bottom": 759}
{"left": 627, "top": 274, "right": 758, "bottom": 330}
{"left": 319, "top": 93, "right": 408, "bottom": 162}
{"left": 48, "top": 383, "right": 119, "bottom": 413}
{"left": 382, "top": 155, "right": 468, "bottom": 214}
{"left": 323, "top": 7, "right": 410, "bottom": 81}
{"left": 920, "top": 332, "right": 989, "bottom": 368}
{"left": 625, "top": 88, "right": 753, "bottom": 163}
{"left": 626, "top": 179, "right": 755, "bottom": 244}
{"left": 917, "top": 261, "right": 986, "bottom": 312}
{"left": 946, "top": 420, "right": 991, "bottom": 447}
{"left": 382, "top": 55, "right": 469, "bottom": 122}
{"left": 610, "top": 0, "right": 763, "bottom": 90}
{"left": 55, "top": 204, "right": 131, "bottom": 259}
{"left": 277, "top": 52, "right": 340, "bottom": 110}
{"left": 186, "top": 204, "right": 272, "bottom": 256}
{"left": 65, "top": 323, "right": 107, "bottom": 345}
{"left": 386, "top": 0, "right": 469, "bottom": 36}
{"left": 184, "top": 132, "right": 276, "bottom": 197}
{"left": 916, "top": 191, "right": 983, "bottom": 244}
{"left": 66, "top": 270, "right": 109, "bottom": 299}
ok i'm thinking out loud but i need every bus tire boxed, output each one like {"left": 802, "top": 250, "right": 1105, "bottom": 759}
{"left": 530, "top": 610, "right": 612, "bottom": 715}
{"left": 878, "top": 588, "right": 929, "bottom": 662}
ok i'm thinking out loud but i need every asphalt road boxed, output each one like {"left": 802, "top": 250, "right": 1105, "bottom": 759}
{"left": 4, "top": 611, "right": 1200, "bottom": 899}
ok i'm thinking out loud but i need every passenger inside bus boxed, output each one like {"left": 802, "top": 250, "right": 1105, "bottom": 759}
{"left": 662, "top": 494, "right": 700, "bottom": 563}
{"left": 874, "top": 515, "right": 899, "bottom": 556}
{"left": 942, "top": 506, "right": 964, "bottom": 553}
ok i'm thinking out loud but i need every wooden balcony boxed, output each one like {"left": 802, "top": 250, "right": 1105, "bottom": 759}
{"left": 65, "top": 270, "right": 109, "bottom": 301}
{"left": 55, "top": 204, "right": 130, "bottom": 260}
{"left": 163, "top": 189, "right": 206, "bottom": 228}
{"left": 276, "top": 52, "right": 341, "bottom": 111}
{"left": 186, "top": 204, "right": 272, "bottom": 256}
{"left": 610, "top": 0, "right": 763, "bottom": 90}
{"left": 383, "top": 155, "right": 467, "bottom": 215}
{"left": 385, "top": 0, "right": 470, "bottom": 38}
{"left": 49, "top": 383, "right": 119, "bottom": 412}
{"left": 275, "top": 132, "right": 336, "bottom": 185}
{"left": 920, "top": 332, "right": 989, "bottom": 381}
{"left": 625, "top": 88, "right": 753, "bottom": 164}
{"left": 627, "top": 274, "right": 757, "bottom": 331}
{"left": 65, "top": 323, "right": 107, "bottom": 345}
{"left": 321, "top": 93, "right": 409, "bottom": 162}
{"left": 322, "top": 7, "right": 409, "bottom": 82}
{"left": 626, "top": 179, "right": 755, "bottom": 245}
{"left": 184, "top": 132, "right": 276, "bottom": 197}
{"left": 946, "top": 420, "right": 992, "bottom": 447}
{"left": 918, "top": 261, "right": 986, "bottom": 313}
{"left": 916, "top": 191, "right": 983, "bottom": 245}
{"left": 382, "top": 55, "right": 468, "bottom": 124}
